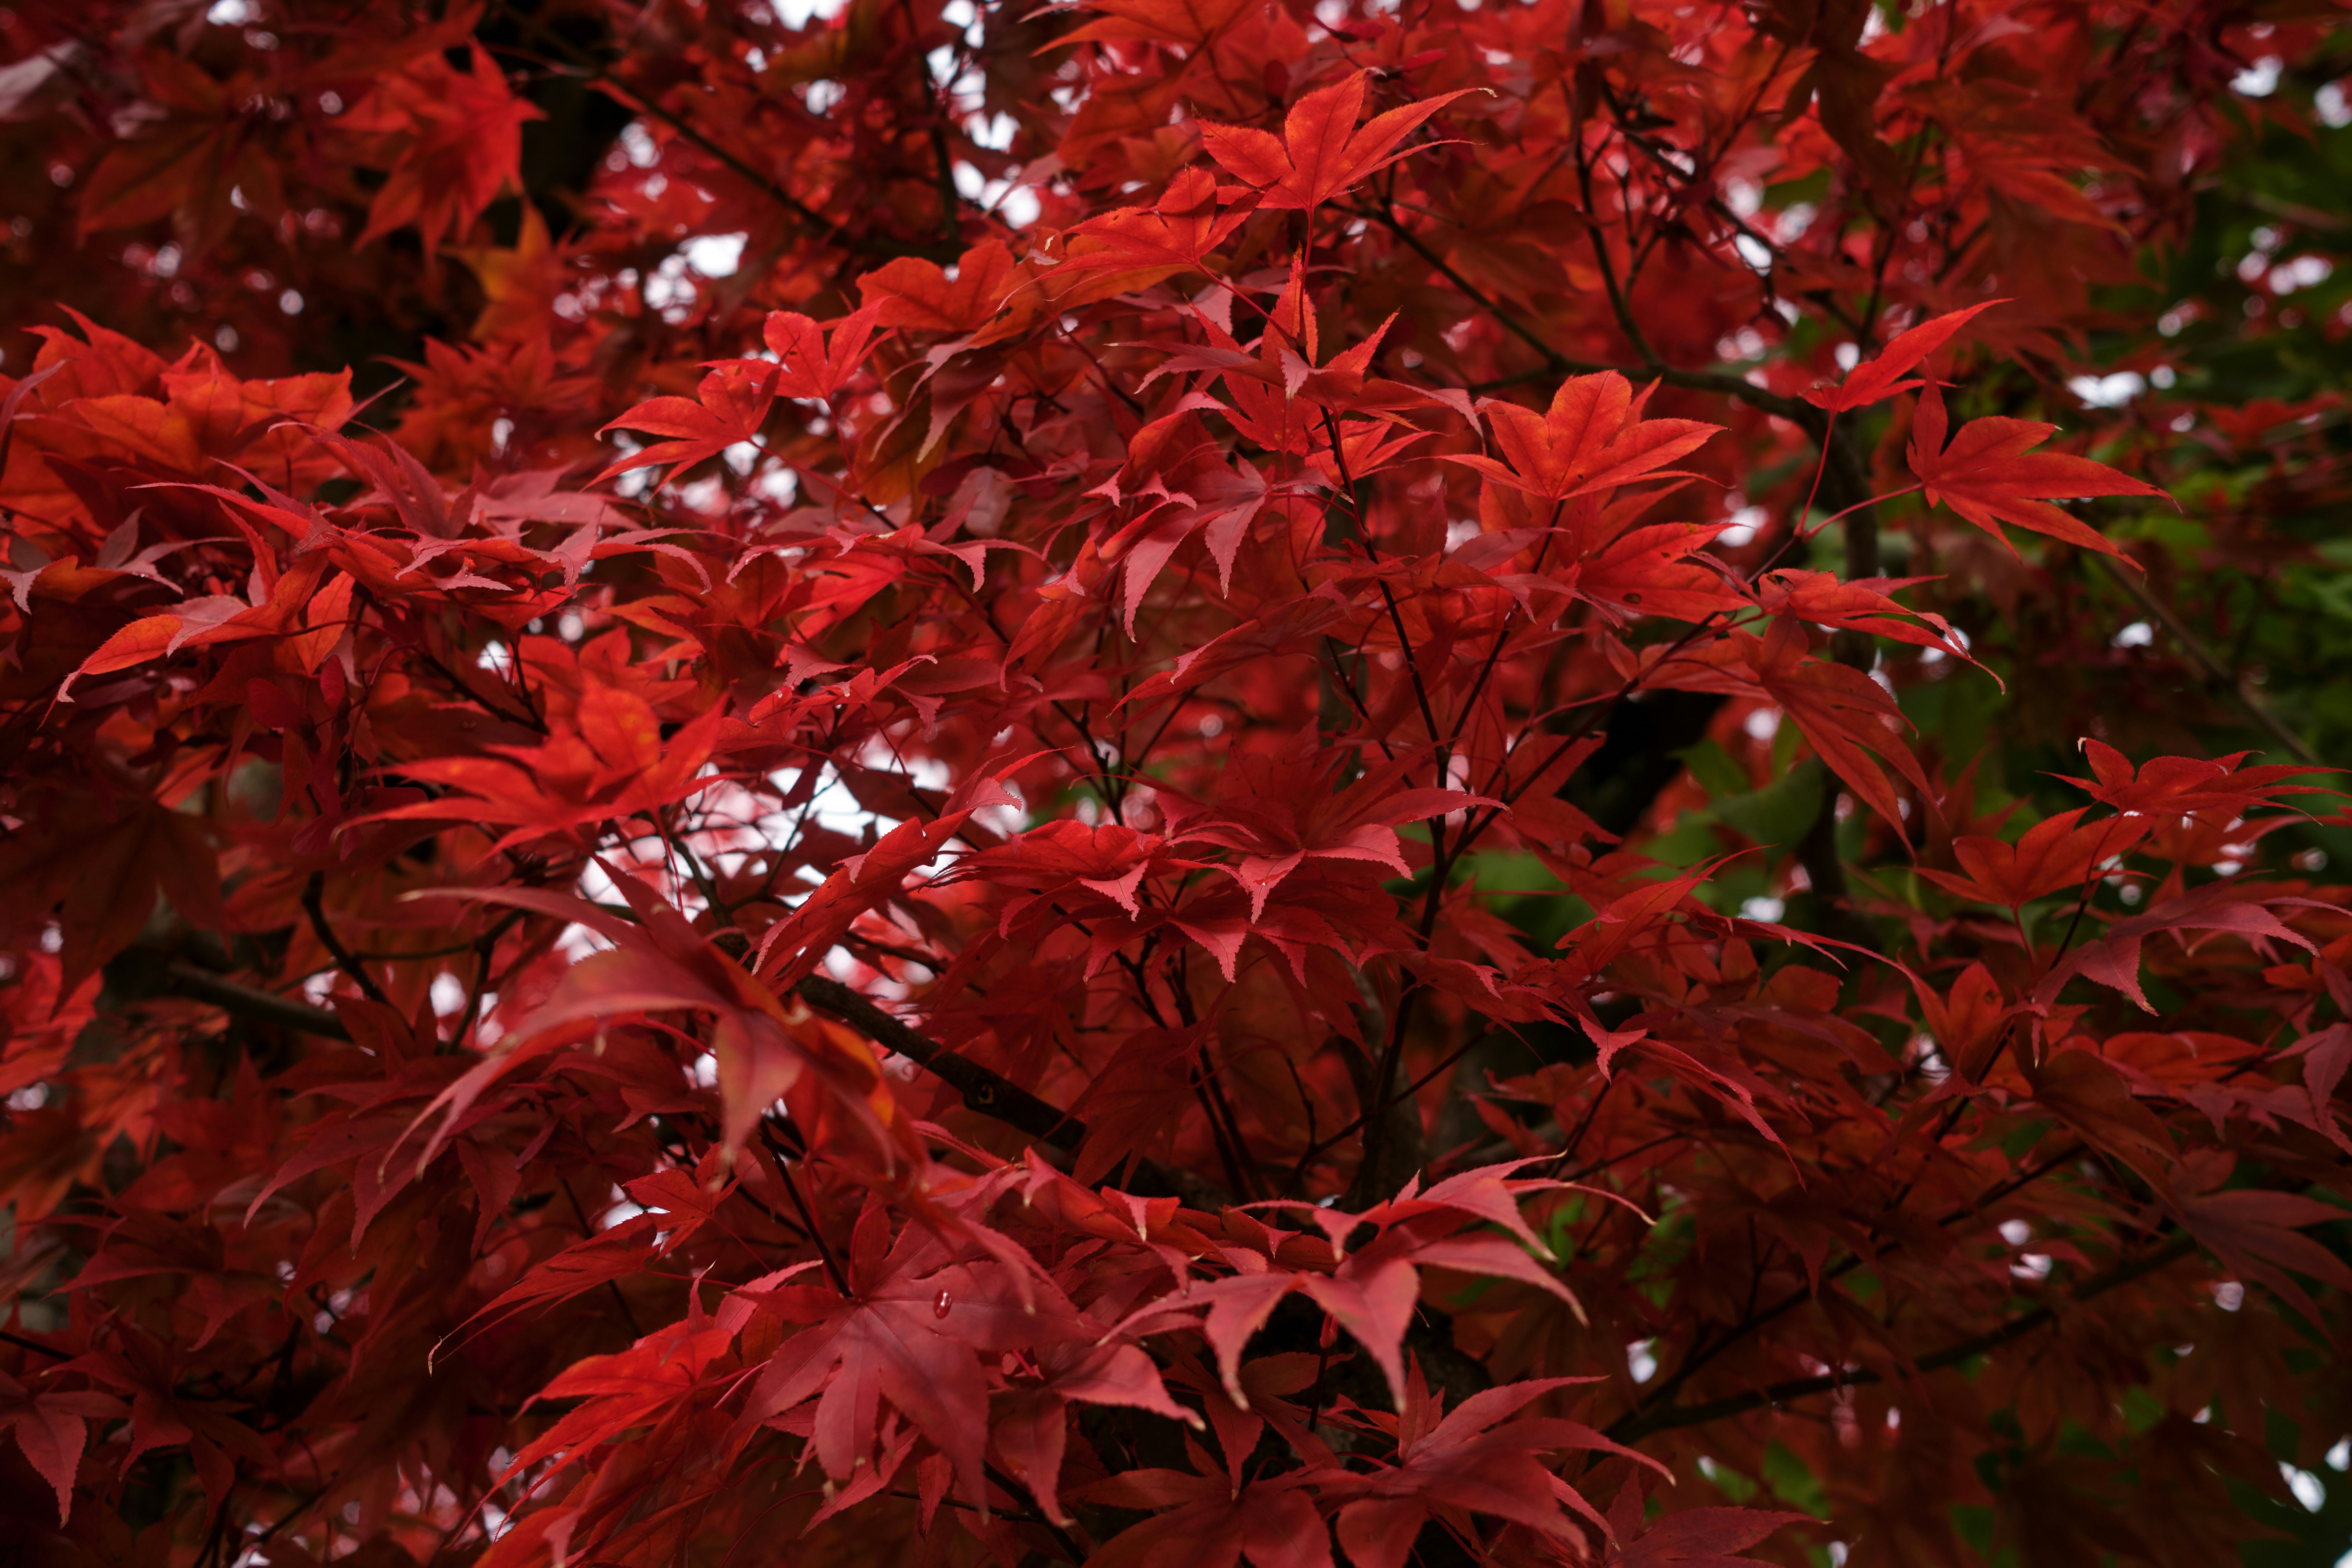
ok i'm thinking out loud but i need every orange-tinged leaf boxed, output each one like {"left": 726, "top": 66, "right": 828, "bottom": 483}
{"left": 353, "top": 46, "right": 541, "bottom": 251}
{"left": 57, "top": 596, "right": 256, "bottom": 700}
{"left": 859, "top": 240, "right": 1020, "bottom": 334}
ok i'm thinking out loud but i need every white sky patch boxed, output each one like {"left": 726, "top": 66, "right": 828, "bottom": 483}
{"left": 684, "top": 232, "right": 748, "bottom": 277}
{"left": 967, "top": 112, "right": 1017, "bottom": 152}
{"left": 2069, "top": 371, "right": 2146, "bottom": 408}
{"left": 2272, "top": 255, "right": 2333, "bottom": 294}
{"left": 645, "top": 254, "right": 698, "bottom": 321}
{"left": 771, "top": 0, "right": 848, "bottom": 26}
{"left": 617, "top": 121, "right": 661, "bottom": 168}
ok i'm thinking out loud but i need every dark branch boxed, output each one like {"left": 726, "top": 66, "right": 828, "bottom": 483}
{"left": 793, "top": 974, "right": 1226, "bottom": 1208}
{"left": 107, "top": 949, "right": 354, "bottom": 1041}
{"left": 794, "top": 972, "right": 1086, "bottom": 1150}
{"left": 1609, "top": 1231, "right": 2201, "bottom": 1441}
{"left": 302, "top": 872, "right": 391, "bottom": 1008}
{"left": 112, "top": 946, "right": 1224, "bottom": 1206}
{"left": 2094, "top": 553, "right": 2319, "bottom": 766}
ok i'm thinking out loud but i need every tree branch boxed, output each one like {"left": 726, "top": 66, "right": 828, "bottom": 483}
{"left": 115, "top": 946, "right": 1224, "bottom": 1205}
{"left": 791, "top": 975, "right": 1227, "bottom": 1208}
{"left": 107, "top": 949, "right": 355, "bottom": 1041}
{"left": 794, "top": 972, "right": 1084, "bottom": 1150}
{"left": 1352, "top": 202, "right": 1813, "bottom": 423}
{"left": 1609, "top": 1230, "right": 2201, "bottom": 1442}
{"left": 2095, "top": 553, "right": 2318, "bottom": 766}
{"left": 0, "top": 1328, "right": 70, "bottom": 1361}
{"left": 303, "top": 871, "right": 390, "bottom": 1008}
{"left": 485, "top": 15, "right": 956, "bottom": 263}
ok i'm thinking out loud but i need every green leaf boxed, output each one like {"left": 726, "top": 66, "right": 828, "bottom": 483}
{"left": 1714, "top": 759, "right": 1827, "bottom": 856}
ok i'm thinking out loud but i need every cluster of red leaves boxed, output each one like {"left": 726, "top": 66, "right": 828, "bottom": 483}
{"left": 1, "top": 3, "right": 2349, "bottom": 1567}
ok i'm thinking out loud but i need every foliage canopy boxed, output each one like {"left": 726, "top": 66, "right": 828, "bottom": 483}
{"left": 2, "top": 1, "right": 2351, "bottom": 1565}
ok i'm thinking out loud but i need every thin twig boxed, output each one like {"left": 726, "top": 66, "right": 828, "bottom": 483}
{"left": 303, "top": 871, "right": 390, "bottom": 1006}
{"left": 764, "top": 1127, "right": 852, "bottom": 1296}
{"left": 484, "top": 14, "right": 953, "bottom": 262}
{"left": 1608, "top": 1231, "right": 2201, "bottom": 1441}
{"left": 2095, "top": 553, "right": 2319, "bottom": 765}
{"left": 119, "top": 955, "right": 355, "bottom": 1041}
{"left": 795, "top": 973, "right": 1085, "bottom": 1150}
{"left": 0, "top": 1328, "right": 70, "bottom": 1361}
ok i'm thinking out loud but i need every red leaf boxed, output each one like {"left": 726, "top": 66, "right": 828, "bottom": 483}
{"left": 1906, "top": 383, "right": 2166, "bottom": 556}
{"left": 860, "top": 240, "right": 1021, "bottom": 334}
{"left": 763, "top": 301, "right": 886, "bottom": 401}
{"left": 352, "top": 47, "right": 541, "bottom": 251}
{"left": 737, "top": 1216, "right": 1086, "bottom": 1502}
{"left": 1610, "top": 1506, "right": 1813, "bottom": 1566}
{"left": 2032, "top": 880, "right": 2323, "bottom": 1012}
{"left": 1084, "top": 1470, "right": 1333, "bottom": 1568}
{"left": 1199, "top": 72, "right": 1474, "bottom": 213}
{"left": 0, "top": 1375, "right": 116, "bottom": 1525}
{"left": 2056, "top": 740, "right": 2332, "bottom": 819}
{"left": 1915, "top": 808, "right": 2147, "bottom": 908}
{"left": 753, "top": 810, "right": 974, "bottom": 987}
{"left": 1804, "top": 300, "right": 2005, "bottom": 412}
{"left": 1447, "top": 372, "right": 1720, "bottom": 501}
{"left": 599, "top": 361, "right": 781, "bottom": 482}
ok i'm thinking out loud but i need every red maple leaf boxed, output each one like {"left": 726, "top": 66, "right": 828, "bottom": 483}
{"left": 1318, "top": 1371, "right": 1650, "bottom": 1568}
{"left": 1446, "top": 372, "right": 1721, "bottom": 502}
{"left": 0, "top": 1373, "right": 120, "bottom": 1525}
{"left": 1915, "top": 807, "right": 2149, "bottom": 908}
{"left": 732, "top": 1205, "right": 1087, "bottom": 1502}
{"left": 1199, "top": 71, "right": 1473, "bottom": 213}
{"left": 1906, "top": 383, "right": 2166, "bottom": 555}
{"left": 600, "top": 361, "right": 782, "bottom": 482}
{"left": 349, "top": 46, "right": 541, "bottom": 251}
{"left": 1804, "top": 300, "right": 2005, "bottom": 412}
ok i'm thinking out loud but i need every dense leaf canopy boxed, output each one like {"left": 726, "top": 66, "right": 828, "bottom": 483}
{"left": 2, "top": 2, "right": 2350, "bottom": 1565}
